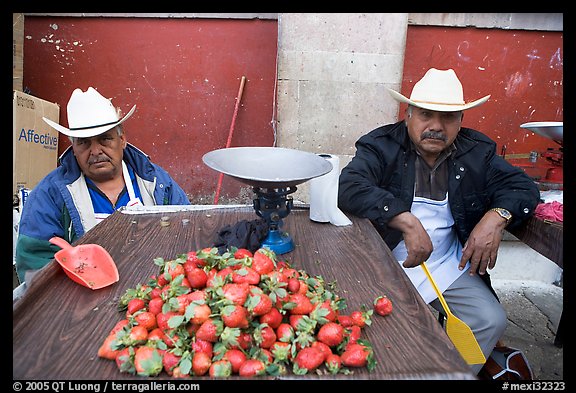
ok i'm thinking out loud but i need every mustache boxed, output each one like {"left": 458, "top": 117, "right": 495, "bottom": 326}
{"left": 421, "top": 131, "right": 447, "bottom": 142}
{"left": 88, "top": 157, "right": 111, "bottom": 165}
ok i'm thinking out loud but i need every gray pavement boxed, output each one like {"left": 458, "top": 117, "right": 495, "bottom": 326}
{"left": 491, "top": 278, "right": 563, "bottom": 381}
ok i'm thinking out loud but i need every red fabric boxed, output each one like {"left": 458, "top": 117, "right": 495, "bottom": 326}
{"left": 534, "top": 201, "right": 563, "bottom": 222}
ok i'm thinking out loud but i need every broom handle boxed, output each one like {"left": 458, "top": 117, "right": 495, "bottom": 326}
{"left": 213, "top": 76, "right": 246, "bottom": 205}
{"left": 421, "top": 262, "right": 454, "bottom": 318}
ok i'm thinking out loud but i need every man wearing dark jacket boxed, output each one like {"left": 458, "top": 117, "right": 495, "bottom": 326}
{"left": 338, "top": 68, "right": 540, "bottom": 374}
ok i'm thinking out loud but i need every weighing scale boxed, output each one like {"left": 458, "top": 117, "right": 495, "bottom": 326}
{"left": 202, "top": 147, "right": 333, "bottom": 254}
{"left": 520, "top": 122, "right": 563, "bottom": 190}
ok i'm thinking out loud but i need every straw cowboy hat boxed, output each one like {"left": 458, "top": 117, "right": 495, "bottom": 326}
{"left": 387, "top": 68, "right": 490, "bottom": 112}
{"left": 43, "top": 87, "right": 136, "bottom": 138}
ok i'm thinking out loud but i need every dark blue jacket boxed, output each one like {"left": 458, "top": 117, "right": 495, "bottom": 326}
{"left": 15, "top": 143, "right": 190, "bottom": 280}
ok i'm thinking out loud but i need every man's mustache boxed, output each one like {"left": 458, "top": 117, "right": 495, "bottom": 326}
{"left": 88, "top": 157, "right": 111, "bottom": 165}
{"left": 421, "top": 131, "right": 447, "bottom": 141}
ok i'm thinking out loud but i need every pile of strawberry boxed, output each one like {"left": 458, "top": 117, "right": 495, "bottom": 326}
{"left": 98, "top": 247, "right": 393, "bottom": 377}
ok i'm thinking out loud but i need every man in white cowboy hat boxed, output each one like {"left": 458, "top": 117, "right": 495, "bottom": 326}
{"left": 338, "top": 68, "right": 540, "bottom": 375}
{"left": 15, "top": 87, "right": 190, "bottom": 283}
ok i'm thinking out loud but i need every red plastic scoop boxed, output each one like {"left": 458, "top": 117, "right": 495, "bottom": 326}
{"left": 49, "top": 237, "right": 119, "bottom": 290}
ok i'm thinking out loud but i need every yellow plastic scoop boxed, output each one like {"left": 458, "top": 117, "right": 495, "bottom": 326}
{"left": 421, "top": 262, "right": 486, "bottom": 365}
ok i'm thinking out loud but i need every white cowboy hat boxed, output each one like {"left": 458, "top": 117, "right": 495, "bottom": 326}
{"left": 42, "top": 87, "right": 136, "bottom": 138}
{"left": 387, "top": 68, "right": 490, "bottom": 112}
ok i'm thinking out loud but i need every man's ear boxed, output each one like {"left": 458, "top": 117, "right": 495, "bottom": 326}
{"left": 120, "top": 132, "right": 127, "bottom": 149}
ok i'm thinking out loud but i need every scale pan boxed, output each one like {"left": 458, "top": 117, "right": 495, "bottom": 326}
{"left": 203, "top": 147, "right": 333, "bottom": 188}
{"left": 520, "top": 122, "right": 563, "bottom": 142}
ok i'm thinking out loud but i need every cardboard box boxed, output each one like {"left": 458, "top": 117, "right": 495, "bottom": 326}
{"left": 13, "top": 90, "right": 60, "bottom": 195}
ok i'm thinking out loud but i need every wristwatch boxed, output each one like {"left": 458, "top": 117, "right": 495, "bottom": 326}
{"left": 490, "top": 208, "right": 512, "bottom": 225}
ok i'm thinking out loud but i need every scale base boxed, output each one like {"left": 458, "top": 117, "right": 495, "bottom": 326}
{"left": 261, "top": 229, "right": 294, "bottom": 255}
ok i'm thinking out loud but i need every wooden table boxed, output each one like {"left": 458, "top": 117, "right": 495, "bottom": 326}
{"left": 13, "top": 205, "right": 475, "bottom": 380}
{"left": 508, "top": 216, "right": 563, "bottom": 269}
{"left": 507, "top": 216, "right": 564, "bottom": 347}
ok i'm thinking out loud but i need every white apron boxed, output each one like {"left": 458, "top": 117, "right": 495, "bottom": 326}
{"left": 93, "top": 161, "right": 143, "bottom": 224}
{"left": 392, "top": 193, "right": 469, "bottom": 304}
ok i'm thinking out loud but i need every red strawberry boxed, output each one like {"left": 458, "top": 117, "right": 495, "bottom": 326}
{"left": 147, "top": 327, "right": 167, "bottom": 343}
{"left": 259, "top": 348, "right": 274, "bottom": 364}
{"left": 350, "top": 309, "right": 372, "bottom": 328}
{"left": 186, "top": 250, "right": 208, "bottom": 268}
{"left": 374, "top": 295, "right": 393, "bottom": 316}
{"left": 282, "top": 266, "right": 299, "bottom": 279}
{"left": 287, "top": 277, "right": 300, "bottom": 293}
{"left": 246, "top": 291, "right": 273, "bottom": 317}
{"left": 232, "top": 331, "right": 253, "bottom": 351}
{"left": 287, "top": 293, "right": 314, "bottom": 315}
{"left": 311, "top": 341, "right": 332, "bottom": 361}
{"left": 346, "top": 324, "right": 362, "bottom": 346}
{"left": 156, "top": 311, "right": 181, "bottom": 331}
{"left": 187, "top": 288, "right": 207, "bottom": 303}
{"left": 98, "top": 333, "right": 121, "bottom": 360}
{"left": 172, "top": 366, "right": 189, "bottom": 378}
{"left": 115, "top": 347, "right": 135, "bottom": 374}
{"left": 231, "top": 266, "right": 260, "bottom": 285}
{"left": 161, "top": 329, "right": 181, "bottom": 348}
{"left": 134, "top": 346, "right": 163, "bottom": 376}
{"left": 313, "top": 300, "right": 338, "bottom": 323}
{"left": 162, "top": 351, "right": 181, "bottom": 376}
{"left": 252, "top": 248, "right": 275, "bottom": 275}
{"left": 209, "top": 359, "right": 233, "bottom": 377}
{"left": 216, "top": 267, "right": 234, "bottom": 282}
{"left": 109, "top": 319, "right": 130, "bottom": 335}
{"left": 135, "top": 311, "right": 157, "bottom": 331}
{"left": 173, "top": 294, "right": 191, "bottom": 314}
{"left": 296, "top": 281, "right": 309, "bottom": 295}
{"left": 289, "top": 314, "right": 306, "bottom": 330}
{"left": 254, "top": 325, "right": 277, "bottom": 349}
{"left": 337, "top": 314, "right": 354, "bottom": 327}
{"left": 148, "top": 297, "right": 164, "bottom": 315}
{"left": 191, "top": 351, "right": 212, "bottom": 376}
{"left": 293, "top": 346, "right": 325, "bottom": 373}
{"left": 195, "top": 318, "right": 223, "bottom": 342}
{"left": 185, "top": 266, "right": 208, "bottom": 289}
{"left": 270, "top": 341, "right": 292, "bottom": 362}
{"left": 259, "top": 307, "right": 283, "bottom": 329}
{"left": 187, "top": 303, "right": 211, "bottom": 325}
{"left": 221, "top": 304, "right": 250, "bottom": 328}
{"left": 317, "top": 321, "right": 345, "bottom": 347}
{"left": 164, "top": 260, "right": 186, "bottom": 280}
{"left": 191, "top": 338, "right": 213, "bottom": 358}
{"left": 127, "top": 298, "right": 146, "bottom": 316}
{"left": 276, "top": 323, "right": 295, "bottom": 342}
{"left": 128, "top": 325, "right": 149, "bottom": 344}
{"left": 206, "top": 268, "right": 218, "bottom": 287}
{"left": 222, "top": 282, "right": 250, "bottom": 306}
{"left": 157, "top": 274, "right": 169, "bottom": 287}
{"left": 234, "top": 248, "right": 253, "bottom": 259}
{"left": 238, "top": 359, "right": 266, "bottom": 377}
{"left": 340, "top": 342, "right": 374, "bottom": 369}
{"left": 149, "top": 286, "right": 163, "bottom": 299}
{"left": 224, "top": 348, "right": 247, "bottom": 374}
{"left": 325, "top": 353, "right": 341, "bottom": 374}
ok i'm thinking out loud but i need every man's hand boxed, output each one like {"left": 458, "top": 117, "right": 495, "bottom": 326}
{"left": 388, "top": 212, "right": 433, "bottom": 268}
{"left": 459, "top": 210, "right": 508, "bottom": 275}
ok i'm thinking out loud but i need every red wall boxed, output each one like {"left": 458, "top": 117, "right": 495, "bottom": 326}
{"left": 23, "top": 16, "right": 278, "bottom": 202}
{"left": 402, "top": 26, "right": 563, "bottom": 181}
